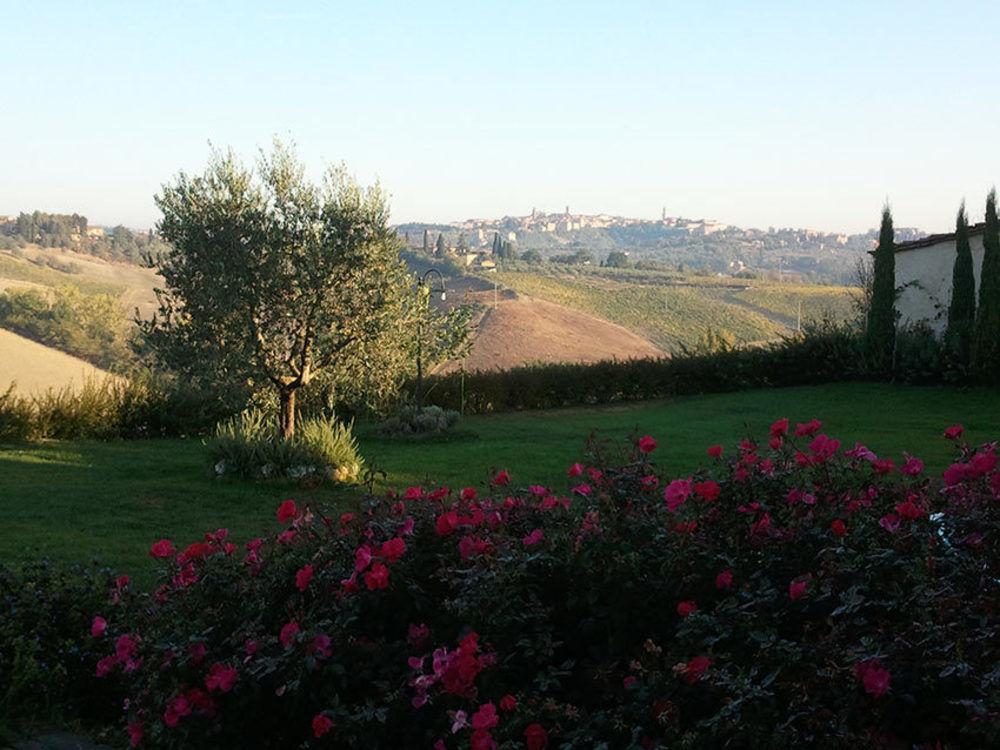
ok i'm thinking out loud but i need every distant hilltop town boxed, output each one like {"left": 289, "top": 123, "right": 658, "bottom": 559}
{"left": 395, "top": 209, "right": 924, "bottom": 283}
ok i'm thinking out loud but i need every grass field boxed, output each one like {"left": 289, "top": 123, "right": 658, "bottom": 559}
{"left": 493, "top": 270, "right": 855, "bottom": 350}
{"left": 2, "top": 383, "right": 998, "bottom": 581}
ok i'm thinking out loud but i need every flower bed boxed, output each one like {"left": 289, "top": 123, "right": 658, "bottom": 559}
{"left": 87, "top": 422, "right": 1000, "bottom": 748}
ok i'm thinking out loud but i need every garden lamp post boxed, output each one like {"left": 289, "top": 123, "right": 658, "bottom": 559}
{"left": 415, "top": 268, "right": 446, "bottom": 409}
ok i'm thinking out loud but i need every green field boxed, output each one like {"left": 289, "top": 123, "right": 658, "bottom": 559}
{"left": 1, "top": 383, "right": 998, "bottom": 581}
{"left": 492, "top": 270, "right": 855, "bottom": 350}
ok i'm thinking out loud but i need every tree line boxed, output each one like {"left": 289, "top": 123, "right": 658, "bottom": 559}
{"left": 0, "top": 211, "right": 170, "bottom": 264}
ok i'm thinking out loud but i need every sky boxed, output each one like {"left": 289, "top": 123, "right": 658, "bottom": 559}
{"left": 2, "top": 1, "right": 999, "bottom": 234}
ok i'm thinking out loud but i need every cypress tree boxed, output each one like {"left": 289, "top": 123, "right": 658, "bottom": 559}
{"left": 435, "top": 233, "right": 446, "bottom": 257}
{"left": 973, "top": 188, "right": 1000, "bottom": 379}
{"left": 946, "top": 202, "right": 976, "bottom": 363}
{"left": 865, "top": 205, "right": 896, "bottom": 374}
{"left": 422, "top": 229, "right": 429, "bottom": 254}
{"left": 492, "top": 232, "right": 500, "bottom": 256}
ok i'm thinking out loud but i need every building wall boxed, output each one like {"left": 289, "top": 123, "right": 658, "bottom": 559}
{"left": 895, "top": 236, "right": 984, "bottom": 335}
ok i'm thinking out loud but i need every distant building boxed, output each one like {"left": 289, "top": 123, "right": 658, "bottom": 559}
{"left": 894, "top": 223, "right": 987, "bottom": 336}
{"left": 86, "top": 226, "right": 106, "bottom": 238}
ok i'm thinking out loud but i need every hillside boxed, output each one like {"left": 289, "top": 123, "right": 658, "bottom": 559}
{"left": 488, "top": 270, "right": 855, "bottom": 352}
{"left": 440, "top": 291, "right": 664, "bottom": 372}
{"left": 0, "top": 327, "right": 115, "bottom": 394}
{"left": 0, "top": 244, "right": 160, "bottom": 316}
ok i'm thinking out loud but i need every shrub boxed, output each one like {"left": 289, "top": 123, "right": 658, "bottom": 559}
{"left": 209, "top": 409, "right": 362, "bottom": 483}
{"left": 377, "top": 405, "right": 461, "bottom": 438}
{"left": 0, "top": 385, "right": 34, "bottom": 442}
{"left": 0, "top": 376, "right": 235, "bottom": 443}
{"left": 0, "top": 562, "right": 127, "bottom": 731}
{"left": 90, "top": 422, "right": 1000, "bottom": 748}
{"left": 425, "top": 322, "right": 864, "bottom": 413}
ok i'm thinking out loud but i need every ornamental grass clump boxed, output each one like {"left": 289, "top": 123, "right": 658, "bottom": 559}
{"left": 89, "top": 423, "right": 1000, "bottom": 749}
{"left": 209, "top": 409, "right": 362, "bottom": 483}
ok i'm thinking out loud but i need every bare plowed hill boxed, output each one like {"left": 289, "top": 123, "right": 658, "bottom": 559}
{"left": 441, "top": 292, "right": 664, "bottom": 372}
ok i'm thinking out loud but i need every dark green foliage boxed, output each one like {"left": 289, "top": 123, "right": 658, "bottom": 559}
{"left": 425, "top": 323, "right": 863, "bottom": 414}
{"left": 605, "top": 250, "right": 630, "bottom": 268}
{"left": 422, "top": 229, "right": 429, "bottom": 253}
{"left": 435, "top": 233, "right": 446, "bottom": 257}
{"left": 865, "top": 206, "right": 895, "bottom": 373}
{"left": 0, "top": 376, "right": 236, "bottom": 442}
{"left": 973, "top": 188, "right": 1000, "bottom": 380}
{"left": 0, "top": 561, "right": 126, "bottom": 731}
{"left": 947, "top": 203, "right": 977, "bottom": 364}
{"left": 144, "top": 142, "right": 424, "bottom": 439}
{"left": 0, "top": 285, "right": 133, "bottom": 370}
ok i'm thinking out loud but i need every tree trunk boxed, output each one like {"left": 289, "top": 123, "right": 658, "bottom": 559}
{"left": 279, "top": 388, "right": 296, "bottom": 440}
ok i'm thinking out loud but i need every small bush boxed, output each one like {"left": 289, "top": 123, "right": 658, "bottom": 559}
{"left": 0, "top": 385, "right": 34, "bottom": 442}
{"left": 209, "top": 409, "right": 362, "bottom": 483}
{"left": 377, "top": 404, "right": 461, "bottom": 438}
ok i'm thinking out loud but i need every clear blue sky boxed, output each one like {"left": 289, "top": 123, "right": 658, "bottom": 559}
{"left": 2, "top": 0, "right": 998, "bottom": 233}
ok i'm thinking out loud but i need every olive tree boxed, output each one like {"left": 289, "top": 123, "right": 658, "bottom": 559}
{"left": 143, "top": 142, "right": 451, "bottom": 438}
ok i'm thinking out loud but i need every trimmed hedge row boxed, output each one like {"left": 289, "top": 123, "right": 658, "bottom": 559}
{"left": 424, "top": 325, "right": 863, "bottom": 413}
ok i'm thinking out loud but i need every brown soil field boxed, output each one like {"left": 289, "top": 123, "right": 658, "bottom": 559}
{"left": 440, "top": 291, "right": 664, "bottom": 372}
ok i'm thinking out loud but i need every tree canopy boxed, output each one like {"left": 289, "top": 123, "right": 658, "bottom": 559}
{"left": 142, "top": 141, "right": 465, "bottom": 437}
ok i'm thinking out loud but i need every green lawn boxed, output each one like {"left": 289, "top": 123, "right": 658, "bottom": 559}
{"left": 2, "top": 383, "right": 998, "bottom": 580}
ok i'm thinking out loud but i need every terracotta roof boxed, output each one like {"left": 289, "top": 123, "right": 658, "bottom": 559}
{"left": 894, "top": 222, "right": 986, "bottom": 252}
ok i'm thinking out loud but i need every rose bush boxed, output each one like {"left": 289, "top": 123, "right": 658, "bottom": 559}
{"left": 90, "top": 424, "right": 1000, "bottom": 748}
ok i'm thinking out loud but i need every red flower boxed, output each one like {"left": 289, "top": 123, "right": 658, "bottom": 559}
{"left": 715, "top": 569, "right": 734, "bottom": 590}
{"left": 901, "top": 455, "right": 924, "bottom": 475}
{"left": 379, "top": 537, "right": 407, "bottom": 563}
{"left": 460, "top": 486, "right": 478, "bottom": 501}
{"left": 788, "top": 579, "right": 808, "bottom": 601}
{"left": 522, "top": 528, "right": 544, "bottom": 547}
{"left": 149, "top": 539, "right": 175, "bottom": 559}
{"left": 855, "top": 659, "right": 891, "bottom": 698}
{"left": 664, "top": 479, "right": 692, "bottom": 512}
{"left": 895, "top": 499, "right": 924, "bottom": 521}
{"left": 524, "top": 723, "right": 549, "bottom": 750}
{"left": 91, "top": 615, "right": 107, "bottom": 638}
{"left": 205, "top": 662, "right": 238, "bottom": 693}
{"left": 769, "top": 418, "right": 789, "bottom": 438}
{"left": 493, "top": 469, "right": 511, "bottom": 486}
{"left": 943, "top": 424, "right": 964, "bottom": 440}
{"left": 794, "top": 418, "right": 822, "bottom": 437}
{"left": 178, "top": 541, "right": 212, "bottom": 563}
{"left": 280, "top": 620, "right": 300, "bottom": 648}
{"left": 295, "top": 564, "right": 314, "bottom": 592}
{"left": 830, "top": 519, "right": 847, "bottom": 537}
{"left": 684, "top": 655, "right": 712, "bottom": 684}
{"left": 471, "top": 729, "right": 497, "bottom": 750}
{"left": 676, "top": 600, "right": 698, "bottom": 617}
{"left": 499, "top": 694, "right": 517, "bottom": 712}
{"left": 435, "top": 511, "right": 460, "bottom": 536}
{"left": 707, "top": 444, "right": 723, "bottom": 458}
{"left": 472, "top": 702, "right": 499, "bottom": 730}
{"left": 163, "top": 693, "right": 191, "bottom": 728}
{"left": 638, "top": 435, "right": 658, "bottom": 453}
{"left": 567, "top": 462, "right": 584, "bottom": 477}
{"left": 126, "top": 721, "right": 143, "bottom": 747}
{"left": 364, "top": 562, "right": 390, "bottom": 590}
{"left": 693, "top": 480, "right": 720, "bottom": 502}
{"left": 312, "top": 713, "right": 334, "bottom": 738}
{"left": 276, "top": 499, "right": 298, "bottom": 524}
{"left": 872, "top": 458, "right": 895, "bottom": 475}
